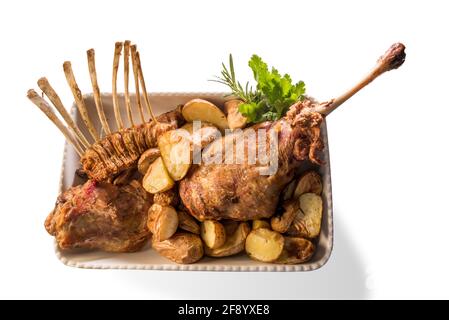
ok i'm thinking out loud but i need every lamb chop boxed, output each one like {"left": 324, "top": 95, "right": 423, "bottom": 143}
{"left": 45, "top": 179, "right": 152, "bottom": 252}
{"left": 180, "top": 43, "right": 406, "bottom": 221}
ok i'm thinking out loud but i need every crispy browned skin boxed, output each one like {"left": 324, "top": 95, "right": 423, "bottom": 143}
{"left": 45, "top": 180, "right": 152, "bottom": 252}
{"left": 81, "top": 109, "right": 184, "bottom": 181}
{"left": 179, "top": 99, "right": 323, "bottom": 221}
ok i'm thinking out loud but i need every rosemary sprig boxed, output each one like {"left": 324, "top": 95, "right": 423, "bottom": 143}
{"left": 210, "top": 54, "right": 258, "bottom": 103}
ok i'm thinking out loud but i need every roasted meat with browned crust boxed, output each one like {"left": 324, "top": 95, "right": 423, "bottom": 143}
{"left": 179, "top": 43, "right": 407, "bottom": 222}
{"left": 179, "top": 99, "right": 324, "bottom": 221}
{"left": 45, "top": 180, "right": 152, "bottom": 252}
{"left": 81, "top": 109, "right": 184, "bottom": 181}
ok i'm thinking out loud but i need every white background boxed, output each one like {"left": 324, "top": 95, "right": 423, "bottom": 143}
{"left": 1, "top": 0, "right": 448, "bottom": 299}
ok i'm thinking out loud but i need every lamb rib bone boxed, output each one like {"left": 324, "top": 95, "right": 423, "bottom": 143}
{"left": 63, "top": 61, "right": 100, "bottom": 141}
{"left": 37, "top": 77, "right": 91, "bottom": 149}
{"left": 136, "top": 51, "right": 158, "bottom": 123}
{"left": 123, "top": 40, "right": 134, "bottom": 126}
{"left": 87, "top": 48, "right": 111, "bottom": 135}
{"left": 112, "top": 42, "right": 124, "bottom": 130}
{"left": 27, "top": 89, "right": 83, "bottom": 156}
{"left": 130, "top": 45, "right": 145, "bottom": 123}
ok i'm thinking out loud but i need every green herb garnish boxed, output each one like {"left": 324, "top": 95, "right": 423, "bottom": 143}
{"left": 211, "top": 54, "right": 306, "bottom": 123}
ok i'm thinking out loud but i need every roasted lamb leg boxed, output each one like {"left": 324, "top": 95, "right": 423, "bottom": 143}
{"left": 180, "top": 43, "right": 406, "bottom": 221}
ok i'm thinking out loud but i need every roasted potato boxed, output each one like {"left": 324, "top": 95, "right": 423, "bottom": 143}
{"left": 275, "top": 237, "right": 315, "bottom": 264}
{"left": 153, "top": 188, "right": 179, "bottom": 207}
{"left": 181, "top": 121, "right": 208, "bottom": 134}
{"left": 181, "top": 122, "right": 220, "bottom": 147}
{"left": 178, "top": 211, "right": 200, "bottom": 234}
{"left": 205, "top": 222, "right": 250, "bottom": 257}
{"left": 294, "top": 171, "right": 323, "bottom": 198}
{"left": 182, "top": 99, "right": 229, "bottom": 130}
{"left": 147, "top": 204, "right": 179, "bottom": 241}
{"left": 287, "top": 193, "right": 323, "bottom": 238}
{"left": 252, "top": 219, "right": 271, "bottom": 230}
{"left": 224, "top": 99, "right": 247, "bottom": 130}
{"left": 200, "top": 220, "right": 226, "bottom": 249}
{"left": 152, "top": 232, "right": 204, "bottom": 264}
{"left": 271, "top": 199, "right": 301, "bottom": 233}
{"left": 138, "top": 148, "right": 161, "bottom": 175}
{"left": 194, "top": 126, "right": 221, "bottom": 149}
{"left": 158, "top": 129, "right": 191, "bottom": 181}
{"left": 245, "top": 228, "right": 284, "bottom": 262}
{"left": 142, "top": 157, "right": 175, "bottom": 193}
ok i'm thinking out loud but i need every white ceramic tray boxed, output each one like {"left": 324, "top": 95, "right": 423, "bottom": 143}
{"left": 55, "top": 93, "right": 333, "bottom": 271}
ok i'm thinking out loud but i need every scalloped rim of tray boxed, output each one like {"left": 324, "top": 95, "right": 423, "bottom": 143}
{"left": 54, "top": 92, "right": 334, "bottom": 271}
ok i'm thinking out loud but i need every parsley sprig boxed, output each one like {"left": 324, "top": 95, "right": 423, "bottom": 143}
{"left": 212, "top": 54, "right": 306, "bottom": 123}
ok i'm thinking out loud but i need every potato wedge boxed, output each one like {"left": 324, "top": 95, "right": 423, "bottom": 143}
{"left": 178, "top": 211, "right": 200, "bottom": 234}
{"left": 181, "top": 122, "right": 202, "bottom": 134}
{"left": 153, "top": 188, "right": 179, "bottom": 207}
{"left": 152, "top": 232, "right": 203, "bottom": 264}
{"left": 142, "top": 157, "right": 175, "bottom": 193}
{"left": 294, "top": 171, "right": 322, "bottom": 198}
{"left": 158, "top": 129, "right": 191, "bottom": 181}
{"left": 200, "top": 220, "right": 226, "bottom": 249}
{"left": 271, "top": 199, "right": 302, "bottom": 233}
{"left": 147, "top": 204, "right": 179, "bottom": 241}
{"left": 205, "top": 222, "right": 250, "bottom": 257}
{"left": 287, "top": 193, "right": 323, "bottom": 238}
{"left": 252, "top": 219, "right": 271, "bottom": 230}
{"left": 245, "top": 228, "right": 284, "bottom": 262}
{"left": 224, "top": 99, "right": 247, "bottom": 130}
{"left": 182, "top": 99, "right": 229, "bottom": 130}
{"left": 138, "top": 148, "right": 161, "bottom": 175}
{"left": 181, "top": 121, "right": 214, "bottom": 134}
{"left": 194, "top": 126, "right": 221, "bottom": 149}
{"left": 275, "top": 237, "right": 315, "bottom": 264}
{"left": 181, "top": 122, "right": 221, "bottom": 149}
{"left": 183, "top": 122, "right": 219, "bottom": 150}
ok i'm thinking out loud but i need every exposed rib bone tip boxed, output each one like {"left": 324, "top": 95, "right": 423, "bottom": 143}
{"left": 27, "top": 89, "right": 37, "bottom": 97}
{"left": 37, "top": 77, "right": 47, "bottom": 85}
{"left": 63, "top": 61, "right": 71, "bottom": 70}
